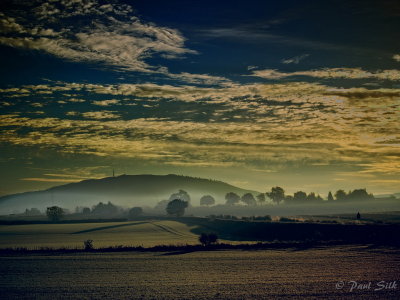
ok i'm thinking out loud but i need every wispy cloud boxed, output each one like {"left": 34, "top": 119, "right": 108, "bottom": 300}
{"left": 251, "top": 67, "right": 400, "bottom": 81}
{"left": 92, "top": 99, "right": 120, "bottom": 106}
{"left": 0, "top": 0, "right": 230, "bottom": 86}
{"left": 0, "top": 1, "right": 195, "bottom": 72}
{"left": 1, "top": 78, "right": 399, "bottom": 192}
{"left": 281, "top": 54, "right": 309, "bottom": 64}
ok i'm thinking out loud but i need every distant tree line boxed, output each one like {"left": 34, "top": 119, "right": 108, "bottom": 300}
{"left": 221, "top": 186, "right": 375, "bottom": 206}
{"left": 41, "top": 185, "right": 377, "bottom": 222}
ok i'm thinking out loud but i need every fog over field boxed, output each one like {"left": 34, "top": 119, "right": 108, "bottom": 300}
{"left": 1, "top": 174, "right": 398, "bottom": 216}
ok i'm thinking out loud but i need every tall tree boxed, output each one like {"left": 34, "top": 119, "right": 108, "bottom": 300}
{"left": 307, "top": 192, "right": 317, "bottom": 202}
{"left": 347, "top": 189, "right": 374, "bottom": 201}
{"left": 225, "top": 192, "right": 240, "bottom": 205}
{"left": 169, "top": 190, "right": 191, "bottom": 203}
{"left": 266, "top": 186, "right": 285, "bottom": 205}
{"left": 327, "top": 191, "right": 334, "bottom": 201}
{"left": 200, "top": 195, "right": 215, "bottom": 206}
{"left": 166, "top": 199, "right": 188, "bottom": 217}
{"left": 92, "top": 201, "right": 118, "bottom": 215}
{"left": 46, "top": 206, "right": 64, "bottom": 222}
{"left": 241, "top": 193, "right": 256, "bottom": 206}
{"left": 256, "top": 193, "right": 266, "bottom": 204}
{"left": 293, "top": 191, "right": 307, "bottom": 202}
{"left": 335, "top": 189, "right": 347, "bottom": 201}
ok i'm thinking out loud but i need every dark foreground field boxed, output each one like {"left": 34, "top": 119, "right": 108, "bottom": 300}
{"left": 1, "top": 246, "right": 399, "bottom": 299}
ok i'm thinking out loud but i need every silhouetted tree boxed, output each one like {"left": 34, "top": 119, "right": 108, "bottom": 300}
{"left": 225, "top": 192, "right": 240, "bottom": 205}
{"left": 166, "top": 199, "right": 188, "bottom": 217}
{"left": 256, "top": 193, "right": 266, "bottom": 204}
{"left": 356, "top": 212, "right": 361, "bottom": 220}
{"left": 169, "top": 190, "right": 191, "bottom": 203}
{"left": 335, "top": 190, "right": 347, "bottom": 201}
{"left": 347, "top": 189, "right": 374, "bottom": 201}
{"left": 200, "top": 195, "right": 215, "bottom": 206}
{"left": 92, "top": 201, "right": 118, "bottom": 215}
{"left": 328, "top": 191, "right": 334, "bottom": 202}
{"left": 241, "top": 193, "right": 256, "bottom": 206}
{"left": 293, "top": 191, "right": 307, "bottom": 203}
{"left": 266, "top": 186, "right": 285, "bottom": 205}
{"left": 307, "top": 192, "right": 317, "bottom": 202}
{"left": 82, "top": 207, "right": 91, "bottom": 214}
{"left": 128, "top": 207, "right": 143, "bottom": 219}
{"left": 199, "top": 233, "right": 218, "bottom": 246}
{"left": 46, "top": 206, "right": 64, "bottom": 222}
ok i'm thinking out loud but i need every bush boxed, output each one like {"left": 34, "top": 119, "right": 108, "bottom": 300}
{"left": 84, "top": 239, "right": 94, "bottom": 250}
{"left": 199, "top": 233, "right": 218, "bottom": 246}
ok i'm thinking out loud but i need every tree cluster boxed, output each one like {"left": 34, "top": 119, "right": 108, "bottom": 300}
{"left": 224, "top": 192, "right": 265, "bottom": 206}
{"left": 46, "top": 206, "right": 64, "bottom": 222}
{"left": 166, "top": 199, "right": 189, "bottom": 217}
{"left": 91, "top": 201, "right": 119, "bottom": 215}
{"left": 334, "top": 189, "right": 374, "bottom": 202}
{"left": 199, "top": 233, "right": 218, "bottom": 246}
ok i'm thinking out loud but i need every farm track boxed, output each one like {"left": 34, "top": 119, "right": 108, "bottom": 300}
{"left": 71, "top": 221, "right": 149, "bottom": 234}
{"left": 150, "top": 222, "right": 193, "bottom": 237}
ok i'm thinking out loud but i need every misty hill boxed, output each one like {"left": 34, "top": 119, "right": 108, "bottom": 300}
{"left": 0, "top": 174, "right": 258, "bottom": 214}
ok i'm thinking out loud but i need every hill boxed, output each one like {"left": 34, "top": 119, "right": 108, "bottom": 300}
{"left": 0, "top": 174, "right": 258, "bottom": 214}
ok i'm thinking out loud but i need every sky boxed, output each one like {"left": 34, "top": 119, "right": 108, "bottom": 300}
{"left": 0, "top": 0, "right": 399, "bottom": 197}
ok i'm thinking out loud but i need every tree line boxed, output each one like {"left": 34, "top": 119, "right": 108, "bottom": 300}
{"left": 41, "top": 187, "right": 376, "bottom": 221}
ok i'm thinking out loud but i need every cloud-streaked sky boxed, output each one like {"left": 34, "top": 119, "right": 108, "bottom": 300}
{"left": 0, "top": 0, "right": 399, "bottom": 196}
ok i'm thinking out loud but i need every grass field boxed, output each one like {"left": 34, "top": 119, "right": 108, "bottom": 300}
{"left": 1, "top": 246, "right": 399, "bottom": 299}
{"left": 2, "top": 217, "right": 400, "bottom": 249}
{"left": 0, "top": 220, "right": 200, "bottom": 248}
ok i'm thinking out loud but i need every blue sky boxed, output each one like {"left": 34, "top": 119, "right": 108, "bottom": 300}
{"left": 0, "top": 0, "right": 399, "bottom": 196}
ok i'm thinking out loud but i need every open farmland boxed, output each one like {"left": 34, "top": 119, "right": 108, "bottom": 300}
{"left": 1, "top": 217, "right": 400, "bottom": 249}
{"left": 0, "top": 220, "right": 199, "bottom": 249}
{"left": 1, "top": 246, "right": 399, "bottom": 299}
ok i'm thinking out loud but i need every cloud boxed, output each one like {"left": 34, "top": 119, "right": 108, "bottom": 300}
{"left": 251, "top": 67, "right": 400, "bottom": 81}
{"left": 0, "top": 0, "right": 230, "bottom": 86}
{"left": 66, "top": 111, "right": 120, "bottom": 120}
{"left": 281, "top": 54, "right": 309, "bottom": 64}
{"left": 247, "top": 66, "right": 258, "bottom": 71}
{"left": 92, "top": 99, "right": 120, "bottom": 106}
{"left": 0, "top": 79, "right": 399, "bottom": 191}
{"left": 0, "top": 0, "right": 195, "bottom": 72}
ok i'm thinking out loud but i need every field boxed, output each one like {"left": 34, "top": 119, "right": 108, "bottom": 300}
{"left": 1, "top": 246, "right": 399, "bottom": 299}
{"left": 1, "top": 219, "right": 399, "bottom": 299}
{"left": 0, "top": 220, "right": 200, "bottom": 249}
{"left": 1, "top": 217, "right": 400, "bottom": 250}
